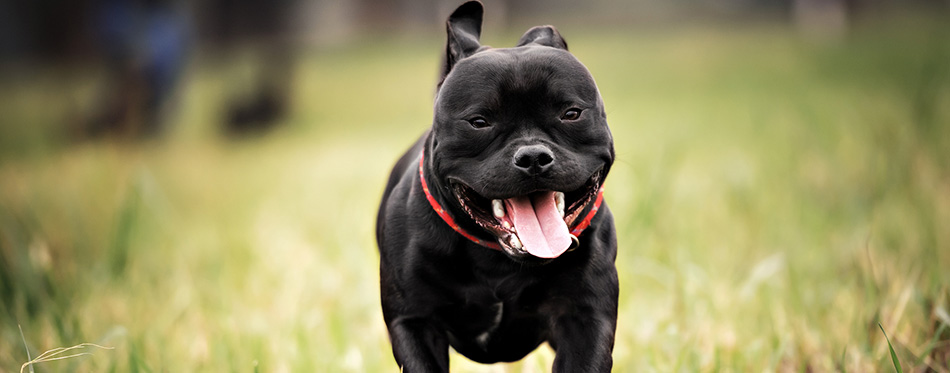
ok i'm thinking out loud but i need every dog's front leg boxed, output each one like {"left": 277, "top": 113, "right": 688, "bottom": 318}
{"left": 387, "top": 317, "right": 449, "bottom": 372}
{"left": 550, "top": 309, "right": 617, "bottom": 372}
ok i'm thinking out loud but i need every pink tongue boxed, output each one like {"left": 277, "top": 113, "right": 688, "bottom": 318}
{"left": 505, "top": 192, "right": 573, "bottom": 258}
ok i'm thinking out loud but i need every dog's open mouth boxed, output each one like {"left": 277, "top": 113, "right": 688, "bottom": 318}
{"left": 450, "top": 170, "right": 602, "bottom": 259}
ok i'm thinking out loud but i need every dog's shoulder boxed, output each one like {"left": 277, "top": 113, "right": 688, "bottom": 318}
{"left": 376, "top": 131, "right": 428, "bottom": 243}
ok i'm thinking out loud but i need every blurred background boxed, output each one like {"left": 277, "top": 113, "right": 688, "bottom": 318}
{"left": 1, "top": 0, "right": 948, "bottom": 371}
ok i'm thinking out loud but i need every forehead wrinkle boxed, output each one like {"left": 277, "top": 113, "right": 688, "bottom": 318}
{"left": 438, "top": 47, "right": 600, "bottom": 117}
{"left": 438, "top": 65, "right": 504, "bottom": 114}
{"left": 510, "top": 49, "right": 599, "bottom": 106}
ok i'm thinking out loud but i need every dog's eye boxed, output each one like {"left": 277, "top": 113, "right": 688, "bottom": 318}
{"left": 468, "top": 117, "right": 490, "bottom": 129}
{"left": 561, "top": 108, "right": 582, "bottom": 121}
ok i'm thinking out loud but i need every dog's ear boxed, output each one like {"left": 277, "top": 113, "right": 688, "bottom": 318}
{"left": 516, "top": 25, "right": 568, "bottom": 50}
{"left": 442, "top": 1, "right": 483, "bottom": 80}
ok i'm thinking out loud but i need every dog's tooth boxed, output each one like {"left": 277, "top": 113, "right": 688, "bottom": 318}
{"left": 555, "top": 192, "right": 565, "bottom": 217}
{"left": 502, "top": 221, "right": 511, "bottom": 229}
{"left": 509, "top": 235, "right": 523, "bottom": 249}
{"left": 492, "top": 199, "right": 505, "bottom": 218}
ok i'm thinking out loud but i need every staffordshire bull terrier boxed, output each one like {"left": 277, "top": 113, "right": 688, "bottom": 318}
{"left": 376, "top": 1, "right": 618, "bottom": 371}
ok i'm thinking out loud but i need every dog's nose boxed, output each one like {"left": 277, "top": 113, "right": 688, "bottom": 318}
{"left": 513, "top": 145, "right": 555, "bottom": 175}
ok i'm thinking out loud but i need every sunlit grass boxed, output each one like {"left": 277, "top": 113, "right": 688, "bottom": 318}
{"left": 2, "top": 15, "right": 949, "bottom": 371}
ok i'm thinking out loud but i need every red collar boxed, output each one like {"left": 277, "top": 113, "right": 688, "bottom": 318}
{"left": 418, "top": 149, "right": 604, "bottom": 251}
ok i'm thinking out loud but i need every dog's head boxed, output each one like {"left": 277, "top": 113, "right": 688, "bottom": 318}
{"left": 426, "top": 1, "right": 614, "bottom": 262}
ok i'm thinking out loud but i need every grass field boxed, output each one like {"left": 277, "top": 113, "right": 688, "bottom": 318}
{"left": 2, "top": 14, "right": 949, "bottom": 372}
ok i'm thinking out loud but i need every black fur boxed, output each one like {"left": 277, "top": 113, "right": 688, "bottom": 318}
{"left": 376, "top": 2, "right": 618, "bottom": 371}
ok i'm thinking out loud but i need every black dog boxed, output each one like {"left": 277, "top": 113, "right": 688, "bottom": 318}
{"left": 376, "top": 1, "right": 617, "bottom": 371}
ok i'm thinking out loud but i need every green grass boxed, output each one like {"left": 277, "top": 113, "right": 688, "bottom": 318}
{"left": 880, "top": 323, "right": 904, "bottom": 373}
{"left": 2, "top": 15, "right": 949, "bottom": 371}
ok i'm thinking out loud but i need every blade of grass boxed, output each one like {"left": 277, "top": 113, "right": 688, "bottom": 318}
{"left": 18, "top": 324, "right": 33, "bottom": 373}
{"left": 19, "top": 343, "right": 114, "bottom": 373}
{"left": 879, "top": 323, "right": 903, "bottom": 373}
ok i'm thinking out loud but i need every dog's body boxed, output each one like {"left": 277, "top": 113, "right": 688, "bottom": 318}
{"left": 376, "top": 2, "right": 618, "bottom": 371}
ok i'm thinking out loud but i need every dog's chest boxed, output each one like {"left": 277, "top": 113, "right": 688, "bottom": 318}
{"left": 475, "top": 301, "right": 504, "bottom": 347}
{"left": 443, "top": 299, "right": 505, "bottom": 350}
{"left": 438, "top": 280, "right": 515, "bottom": 340}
